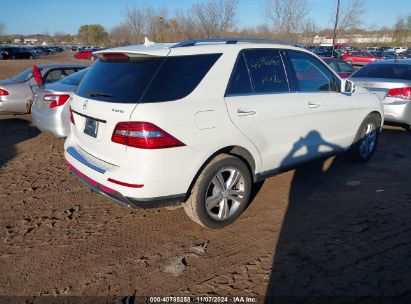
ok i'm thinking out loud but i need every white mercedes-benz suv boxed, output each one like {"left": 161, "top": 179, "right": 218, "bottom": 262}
{"left": 64, "top": 38, "right": 383, "bottom": 228}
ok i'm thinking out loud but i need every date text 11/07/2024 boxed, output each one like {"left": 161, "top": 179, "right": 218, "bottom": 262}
{"left": 148, "top": 296, "right": 258, "bottom": 303}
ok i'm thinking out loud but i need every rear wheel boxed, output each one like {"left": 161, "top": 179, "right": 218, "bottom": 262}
{"left": 184, "top": 154, "right": 252, "bottom": 229}
{"left": 346, "top": 113, "right": 380, "bottom": 162}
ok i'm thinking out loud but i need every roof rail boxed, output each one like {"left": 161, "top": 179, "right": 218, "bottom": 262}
{"left": 171, "top": 38, "right": 302, "bottom": 48}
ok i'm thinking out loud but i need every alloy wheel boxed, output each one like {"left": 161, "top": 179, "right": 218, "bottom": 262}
{"left": 205, "top": 167, "right": 245, "bottom": 221}
{"left": 359, "top": 123, "right": 377, "bottom": 158}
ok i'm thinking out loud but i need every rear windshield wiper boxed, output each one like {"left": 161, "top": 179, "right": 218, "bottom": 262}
{"left": 87, "top": 91, "right": 113, "bottom": 98}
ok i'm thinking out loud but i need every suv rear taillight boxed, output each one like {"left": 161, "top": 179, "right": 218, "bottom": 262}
{"left": 387, "top": 87, "right": 411, "bottom": 100}
{"left": 44, "top": 94, "right": 70, "bottom": 108}
{"left": 0, "top": 89, "right": 9, "bottom": 96}
{"left": 69, "top": 106, "right": 75, "bottom": 125}
{"left": 111, "top": 122, "right": 185, "bottom": 149}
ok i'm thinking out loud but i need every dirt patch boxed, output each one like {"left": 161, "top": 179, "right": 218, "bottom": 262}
{"left": 0, "top": 54, "right": 410, "bottom": 301}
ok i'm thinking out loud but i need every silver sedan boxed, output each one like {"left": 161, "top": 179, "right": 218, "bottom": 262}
{"left": 31, "top": 68, "right": 89, "bottom": 138}
{"left": 0, "top": 64, "right": 87, "bottom": 114}
{"left": 350, "top": 59, "right": 411, "bottom": 131}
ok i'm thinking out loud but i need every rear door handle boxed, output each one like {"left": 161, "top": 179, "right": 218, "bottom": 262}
{"left": 308, "top": 102, "right": 321, "bottom": 108}
{"left": 237, "top": 108, "right": 257, "bottom": 116}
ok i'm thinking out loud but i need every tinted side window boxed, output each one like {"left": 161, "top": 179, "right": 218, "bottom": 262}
{"left": 244, "top": 49, "right": 289, "bottom": 93}
{"left": 288, "top": 51, "right": 338, "bottom": 92}
{"left": 142, "top": 54, "right": 221, "bottom": 102}
{"left": 226, "top": 53, "right": 252, "bottom": 95}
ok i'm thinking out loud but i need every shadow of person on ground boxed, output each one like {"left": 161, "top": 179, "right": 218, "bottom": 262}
{"left": 265, "top": 130, "right": 411, "bottom": 303}
{"left": 0, "top": 117, "right": 40, "bottom": 169}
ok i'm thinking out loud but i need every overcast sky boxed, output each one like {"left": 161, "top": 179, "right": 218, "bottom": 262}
{"left": 1, "top": 0, "right": 410, "bottom": 35}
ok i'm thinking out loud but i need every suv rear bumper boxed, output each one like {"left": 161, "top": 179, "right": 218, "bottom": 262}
{"left": 66, "top": 159, "right": 185, "bottom": 208}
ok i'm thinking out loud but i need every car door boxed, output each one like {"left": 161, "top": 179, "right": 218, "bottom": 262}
{"left": 224, "top": 48, "right": 309, "bottom": 172}
{"left": 284, "top": 50, "right": 356, "bottom": 154}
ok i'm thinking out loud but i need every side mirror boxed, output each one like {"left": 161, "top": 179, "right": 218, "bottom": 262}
{"left": 342, "top": 79, "right": 355, "bottom": 93}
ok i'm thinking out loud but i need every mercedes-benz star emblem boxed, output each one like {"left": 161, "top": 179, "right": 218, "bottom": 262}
{"left": 83, "top": 100, "right": 88, "bottom": 110}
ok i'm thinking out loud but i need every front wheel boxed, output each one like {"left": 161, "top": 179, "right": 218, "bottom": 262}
{"left": 346, "top": 113, "right": 380, "bottom": 163}
{"left": 184, "top": 154, "right": 252, "bottom": 229}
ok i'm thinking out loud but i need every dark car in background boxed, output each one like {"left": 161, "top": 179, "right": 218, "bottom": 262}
{"left": 399, "top": 50, "right": 411, "bottom": 59}
{"left": 371, "top": 51, "right": 397, "bottom": 60}
{"left": 350, "top": 59, "right": 411, "bottom": 131}
{"left": 1, "top": 47, "right": 36, "bottom": 59}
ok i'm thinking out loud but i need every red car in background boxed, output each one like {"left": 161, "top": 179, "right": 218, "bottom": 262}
{"left": 341, "top": 51, "right": 381, "bottom": 65}
{"left": 74, "top": 48, "right": 100, "bottom": 60}
{"left": 321, "top": 57, "right": 355, "bottom": 78}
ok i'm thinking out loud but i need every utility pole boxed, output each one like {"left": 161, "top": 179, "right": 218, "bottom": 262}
{"left": 332, "top": 0, "right": 340, "bottom": 57}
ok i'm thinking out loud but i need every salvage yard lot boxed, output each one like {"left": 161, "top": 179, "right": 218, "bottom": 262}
{"left": 0, "top": 53, "right": 410, "bottom": 300}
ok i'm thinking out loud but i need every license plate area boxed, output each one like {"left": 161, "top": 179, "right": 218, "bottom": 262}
{"left": 84, "top": 117, "right": 99, "bottom": 138}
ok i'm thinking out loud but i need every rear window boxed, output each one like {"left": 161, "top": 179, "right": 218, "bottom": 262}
{"left": 352, "top": 63, "right": 411, "bottom": 80}
{"left": 11, "top": 67, "right": 42, "bottom": 82}
{"left": 76, "top": 57, "right": 164, "bottom": 103}
{"left": 76, "top": 54, "right": 221, "bottom": 103}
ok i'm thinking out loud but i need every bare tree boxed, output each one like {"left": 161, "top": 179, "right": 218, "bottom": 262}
{"left": 193, "top": 0, "right": 239, "bottom": 38}
{"left": 302, "top": 18, "right": 318, "bottom": 43}
{"left": 393, "top": 14, "right": 411, "bottom": 45}
{"left": 124, "top": 6, "right": 147, "bottom": 43}
{"left": 110, "top": 23, "right": 133, "bottom": 46}
{"left": 334, "top": 0, "right": 366, "bottom": 35}
{"left": 166, "top": 9, "right": 201, "bottom": 41}
{"left": 263, "top": 0, "right": 309, "bottom": 40}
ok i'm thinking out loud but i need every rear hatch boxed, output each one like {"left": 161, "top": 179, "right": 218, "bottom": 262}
{"left": 69, "top": 50, "right": 169, "bottom": 164}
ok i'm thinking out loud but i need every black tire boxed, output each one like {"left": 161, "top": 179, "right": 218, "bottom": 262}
{"left": 346, "top": 113, "right": 381, "bottom": 163}
{"left": 183, "top": 154, "right": 252, "bottom": 229}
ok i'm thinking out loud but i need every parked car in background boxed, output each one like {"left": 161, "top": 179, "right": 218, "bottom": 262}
{"left": 350, "top": 59, "right": 411, "bottom": 131}
{"left": 341, "top": 51, "right": 381, "bottom": 65}
{"left": 399, "top": 50, "right": 411, "bottom": 59}
{"left": 386, "top": 47, "right": 407, "bottom": 54}
{"left": 64, "top": 38, "right": 383, "bottom": 228}
{"left": 0, "top": 64, "right": 88, "bottom": 114}
{"left": 32, "top": 68, "right": 89, "bottom": 137}
{"left": 1, "top": 46, "right": 36, "bottom": 59}
{"left": 370, "top": 51, "right": 397, "bottom": 60}
{"left": 74, "top": 48, "right": 100, "bottom": 60}
{"left": 322, "top": 57, "right": 355, "bottom": 78}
